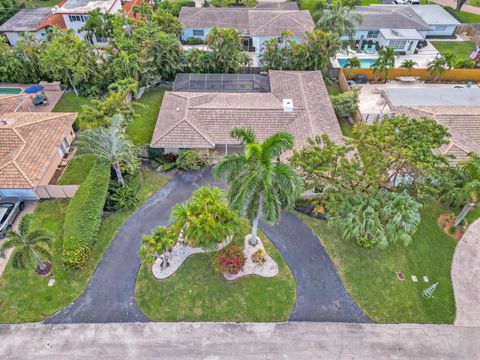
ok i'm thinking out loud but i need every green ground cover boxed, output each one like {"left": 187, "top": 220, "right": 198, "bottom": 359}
{"left": 444, "top": 6, "right": 480, "bottom": 23}
{"left": 126, "top": 89, "right": 165, "bottom": 145}
{"left": 136, "top": 221, "right": 296, "bottom": 322}
{"left": 432, "top": 41, "right": 477, "bottom": 59}
{"left": 0, "top": 169, "right": 168, "bottom": 323}
{"left": 300, "top": 0, "right": 380, "bottom": 15}
{"left": 299, "top": 202, "right": 457, "bottom": 324}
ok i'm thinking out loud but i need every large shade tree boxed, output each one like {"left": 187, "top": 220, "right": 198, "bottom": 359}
{"left": 214, "top": 128, "right": 303, "bottom": 246}
{"left": 315, "top": 2, "right": 362, "bottom": 42}
{"left": 0, "top": 216, "right": 52, "bottom": 271}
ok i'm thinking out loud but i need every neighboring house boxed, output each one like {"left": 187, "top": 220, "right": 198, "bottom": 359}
{"left": 0, "top": 8, "right": 66, "bottom": 46}
{"left": 150, "top": 70, "right": 344, "bottom": 155}
{"left": 0, "top": 94, "right": 31, "bottom": 114}
{"left": 51, "top": 0, "right": 123, "bottom": 45}
{"left": 382, "top": 87, "right": 480, "bottom": 163}
{"left": 178, "top": 7, "right": 314, "bottom": 60}
{"left": 350, "top": 5, "right": 432, "bottom": 54}
{"left": 410, "top": 5, "right": 460, "bottom": 38}
{"left": 0, "top": 104, "right": 77, "bottom": 199}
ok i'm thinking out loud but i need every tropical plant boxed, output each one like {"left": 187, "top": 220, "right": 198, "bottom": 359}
{"left": 0, "top": 216, "right": 52, "bottom": 271}
{"left": 427, "top": 54, "right": 448, "bottom": 82}
{"left": 371, "top": 46, "right": 396, "bottom": 82}
{"left": 140, "top": 225, "right": 178, "bottom": 267}
{"left": 171, "top": 186, "right": 240, "bottom": 249}
{"left": 176, "top": 150, "right": 209, "bottom": 171}
{"left": 133, "top": 1, "right": 154, "bottom": 21}
{"left": 400, "top": 59, "right": 417, "bottom": 70}
{"left": 314, "top": 1, "right": 362, "bottom": 42}
{"left": 453, "top": 154, "right": 480, "bottom": 226}
{"left": 211, "top": 244, "right": 245, "bottom": 274}
{"left": 214, "top": 128, "right": 304, "bottom": 246}
{"left": 0, "top": 0, "right": 18, "bottom": 24}
{"left": 77, "top": 115, "right": 139, "bottom": 186}
{"left": 454, "top": 58, "right": 475, "bottom": 69}
{"left": 345, "top": 57, "right": 361, "bottom": 69}
{"left": 330, "top": 88, "right": 359, "bottom": 120}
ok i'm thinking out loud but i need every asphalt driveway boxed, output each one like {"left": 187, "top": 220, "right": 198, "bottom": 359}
{"left": 46, "top": 168, "right": 368, "bottom": 323}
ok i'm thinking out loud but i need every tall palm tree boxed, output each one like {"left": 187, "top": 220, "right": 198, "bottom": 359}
{"left": 214, "top": 128, "right": 304, "bottom": 246}
{"left": 345, "top": 57, "right": 361, "bottom": 68}
{"left": 371, "top": 46, "right": 396, "bottom": 82}
{"left": 315, "top": 2, "right": 362, "bottom": 42}
{"left": 77, "top": 115, "right": 139, "bottom": 186}
{"left": 454, "top": 155, "right": 480, "bottom": 226}
{"left": 133, "top": 2, "right": 154, "bottom": 21}
{"left": 0, "top": 216, "right": 52, "bottom": 271}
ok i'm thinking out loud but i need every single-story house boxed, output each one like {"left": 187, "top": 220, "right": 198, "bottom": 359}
{"left": 178, "top": 7, "right": 314, "bottom": 60}
{"left": 0, "top": 8, "right": 66, "bottom": 46}
{"left": 0, "top": 97, "right": 77, "bottom": 199}
{"left": 150, "top": 70, "right": 344, "bottom": 155}
{"left": 350, "top": 5, "right": 432, "bottom": 54}
{"left": 410, "top": 5, "right": 460, "bottom": 38}
{"left": 382, "top": 87, "right": 480, "bottom": 163}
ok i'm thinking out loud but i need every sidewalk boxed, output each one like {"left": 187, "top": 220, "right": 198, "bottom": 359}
{"left": 0, "top": 322, "right": 478, "bottom": 359}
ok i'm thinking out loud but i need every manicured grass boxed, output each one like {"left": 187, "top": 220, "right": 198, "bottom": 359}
{"left": 444, "top": 6, "right": 480, "bottom": 23}
{"left": 0, "top": 168, "right": 168, "bottom": 323}
{"left": 466, "top": 205, "right": 480, "bottom": 223}
{"left": 127, "top": 89, "right": 165, "bottom": 145}
{"left": 211, "top": 0, "right": 256, "bottom": 7}
{"left": 299, "top": 202, "right": 457, "bottom": 324}
{"left": 327, "top": 83, "right": 341, "bottom": 96}
{"left": 25, "top": 0, "right": 61, "bottom": 7}
{"left": 338, "top": 117, "right": 355, "bottom": 138}
{"left": 59, "top": 155, "right": 96, "bottom": 185}
{"left": 136, "top": 221, "right": 296, "bottom": 322}
{"left": 432, "top": 41, "right": 476, "bottom": 59}
{"left": 52, "top": 91, "right": 93, "bottom": 115}
{"left": 300, "top": 0, "right": 380, "bottom": 15}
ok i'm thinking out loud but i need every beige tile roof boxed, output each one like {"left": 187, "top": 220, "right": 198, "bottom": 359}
{"left": 151, "top": 71, "right": 343, "bottom": 150}
{"left": 0, "top": 94, "right": 29, "bottom": 114}
{"left": 0, "top": 112, "right": 77, "bottom": 188}
{"left": 179, "top": 8, "right": 314, "bottom": 37}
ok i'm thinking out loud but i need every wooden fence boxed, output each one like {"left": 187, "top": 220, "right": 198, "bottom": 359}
{"left": 456, "top": 24, "right": 480, "bottom": 46}
{"left": 337, "top": 70, "right": 363, "bottom": 123}
{"left": 35, "top": 185, "right": 79, "bottom": 199}
{"left": 342, "top": 68, "right": 480, "bottom": 82}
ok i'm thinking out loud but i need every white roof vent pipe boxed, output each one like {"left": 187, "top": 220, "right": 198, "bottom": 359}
{"left": 283, "top": 99, "right": 293, "bottom": 113}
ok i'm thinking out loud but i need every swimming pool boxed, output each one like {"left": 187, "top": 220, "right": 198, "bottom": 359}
{"left": 0, "top": 87, "right": 22, "bottom": 94}
{"left": 337, "top": 58, "right": 377, "bottom": 69}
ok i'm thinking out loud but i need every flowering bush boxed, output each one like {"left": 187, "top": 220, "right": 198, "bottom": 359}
{"left": 251, "top": 249, "right": 266, "bottom": 265}
{"left": 211, "top": 245, "right": 245, "bottom": 275}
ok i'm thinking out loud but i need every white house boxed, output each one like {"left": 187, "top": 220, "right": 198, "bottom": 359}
{"left": 410, "top": 5, "right": 460, "bottom": 37}
{"left": 178, "top": 7, "right": 315, "bottom": 63}
{"left": 0, "top": 8, "right": 65, "bottom": 46}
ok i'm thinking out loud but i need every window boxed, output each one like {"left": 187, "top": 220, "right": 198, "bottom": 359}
{"left": 367, "top": 30, "right": 379, "bottom": 39}
{"left": 68, "top": 15, "right": 82, "bottom": 22}
{"left": 192, "top": 30, "right": 204, "bottom": 36}
{"left": 434, "top": 25, "right": 447, "bottom": 31}
{"left": 389, "top": 40, "right": 407, "bottom": 50}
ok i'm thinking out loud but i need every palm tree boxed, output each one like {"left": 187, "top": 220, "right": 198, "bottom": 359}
{"left": 111, "top": 50, "right": 140, "bottom": 80}
{"left": 454, "top": 155, "right": 480, "bottom": 226}
{"left": 371, "top": 47, "right": 396, "bottom": 82}
{"left": 214, "top": 128, "right": 304, "bottom": 246}
{"left": 315, "top": 2, "right": 362, "bottom": 43}
{"left": 133, "top": 2, "right": 154, "bottom": 21}
{"left": 400, "top": 59, "right": 417, "bottom": 70}
{"left": 345, "top": 57, "right": 361, "bottom": 68}
{"left": 427, "top": 55, "right": 447, "bottom": 82}
{"left": 77, "top": 115, "right": 139, "bottom": 186}
{"left": 0, "top": 216, "right": 52, "bottom": 271}
{"left": 442, "top": 51, "right": 457, "bottom": 69}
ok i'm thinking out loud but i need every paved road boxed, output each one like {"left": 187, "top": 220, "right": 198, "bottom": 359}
{"left": 262, "top": 212, "right": 369, "bottom": 323}
{"left": 46, "top": 170, "right": 224, "bottom": 323}
{"left": 452, "top": 218, "right": 480, "bottom": 326}
{"left": 1, "top": 322, "right": 478, "bottom": 359}
{"left": 46, "top": 168, "right": 367, "bottom": 323}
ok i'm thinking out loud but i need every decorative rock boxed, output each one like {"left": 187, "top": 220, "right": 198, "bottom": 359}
{"left": 411, "top": 275, "right": 418, "bottom": 283}
{"left": 48, "top": 278, "right": 55, "bottom": 287}
{"left": 223, "top": 235, "right": 279, "bottom": 281}
{"left": 423, "top": 276, "right": 429, "bottom": 283}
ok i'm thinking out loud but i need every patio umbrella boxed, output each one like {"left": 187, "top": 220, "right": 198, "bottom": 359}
{"left": 23, "top": 85, "right": 44, "bottom": 94}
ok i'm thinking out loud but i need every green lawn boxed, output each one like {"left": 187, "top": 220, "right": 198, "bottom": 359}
{"left": 52, "top": 91, "right": 93, "bottom": 115}
{"left": 59, "top": 155, "right": 96, "bottom": 185}
{"left": 466, "top": 205, "right": 480, "bottom": 223}
{"left": 299, "top": 202, "right": 457, "bottom": 324}
{"left": 136, "top": 222, "right": 296, "bottom": 322}
{"left": 432, "top": 41, "right": 476, "bottom": 59}
{"left": 300, "top": 0, "right": 380, "bottom": 15}
{"left": 0, "top": 168, "right": 168, "bottom": 323}
{"left": 18, "top": 0, "right": 61, "bottom": 8}
{"left": 127, "top": 89, "right": 165, "bottom": 146}
{"left": 444, "top": 6, "right": 480, "bottom": 23}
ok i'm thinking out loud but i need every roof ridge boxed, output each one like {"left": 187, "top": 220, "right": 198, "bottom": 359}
{"left": 11, "top": 112, "right": 77, "bottom": 128}
{"left": 251, "top": 12, "right": 284, "bottom": 35}
{"left": 12, "top": 161, "right": 34, "bottom": 187}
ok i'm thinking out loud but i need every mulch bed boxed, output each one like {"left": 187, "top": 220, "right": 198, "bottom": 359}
{"left": 437, "top": 214, "right": 465, "bottom": 241}
{"left": 35, "top": 262, "right": 52, "bottom": 276}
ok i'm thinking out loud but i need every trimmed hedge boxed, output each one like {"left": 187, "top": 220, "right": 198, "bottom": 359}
{"left": 62, "top": 160, "right": 111, "bottom": 269}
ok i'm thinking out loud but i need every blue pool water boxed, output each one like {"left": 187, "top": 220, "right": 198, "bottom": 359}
{"left": 338, "top": 58, "right": 377, "bottom": 69}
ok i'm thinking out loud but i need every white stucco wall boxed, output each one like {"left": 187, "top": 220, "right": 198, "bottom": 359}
{"left": 3, "top": 30, "right": 46, "bottom": 46}
{"left": 425, "top": 25, "right": 457, "bottom": 37}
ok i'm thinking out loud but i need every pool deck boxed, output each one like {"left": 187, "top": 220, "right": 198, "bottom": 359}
{"left": 0, "top": 82, "right": 64, "bottom": 112}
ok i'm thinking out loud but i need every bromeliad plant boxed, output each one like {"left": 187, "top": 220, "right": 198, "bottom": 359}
{"left": 211, "top": 244, "right": 245, "bottom": 275}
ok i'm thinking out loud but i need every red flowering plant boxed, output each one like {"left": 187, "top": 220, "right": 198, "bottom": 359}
{"left": 211, "top": 244, "right": 245, "bottom": 275}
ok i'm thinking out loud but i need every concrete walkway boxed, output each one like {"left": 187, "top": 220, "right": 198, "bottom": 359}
{"left": 430, "top": 0, "right": 480, "bottom": 15}
{"left": 262, "top": 212, "right": 369, "bottom": 322}
{"left": 45, "top": 168, "right": 366, "bottom": 324}
{"left": 1, "top": 322, "right": 479, "bottom": 359}
{"left": 452, "top": 219, "right": 480, "bottom": 326}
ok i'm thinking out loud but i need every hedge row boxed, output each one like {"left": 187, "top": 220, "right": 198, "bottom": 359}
{"left": 62, "top": 160, "right": 111, "bottom": 269}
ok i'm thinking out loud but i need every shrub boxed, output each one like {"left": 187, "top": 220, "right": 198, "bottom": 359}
{"left": 176, "top": 149, "right": 209, "bottom": 171}
{"left": 104, "top": 180, "right": 137, "bottom": 210}
{"left": 251, "top": 249, "right": 266, "bottom": 264}
{"left": 330, "top": 89, "right": 359, "bottom": 120}
{"left": 185, "top": 37, "right": 205, "bottom": 45}
{"left": 211, "top": 244, "right": 245, "bottom": 274}
{"left": 62, "top": 160, "right": 110, "bottom": 269}
{"left": 146, "top": 146, "right": 164, "bottom": 160}
{"left": 160, "top": 162, "right": 177, "bottom": 172}
{"left": 163, "top": 152, "right": 178, "bottom": 163}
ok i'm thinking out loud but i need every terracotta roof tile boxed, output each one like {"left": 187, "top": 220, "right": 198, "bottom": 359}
{"left": 0, "top": 94, "right": 29, "bottom": 114}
